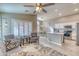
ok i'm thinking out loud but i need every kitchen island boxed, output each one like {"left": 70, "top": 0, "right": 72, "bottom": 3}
{"left": 46, "top": 33, "right": 64, "bottom": 45}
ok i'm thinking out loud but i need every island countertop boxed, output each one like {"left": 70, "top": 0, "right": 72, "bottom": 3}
{"left": 47, "top": 32, "right": 64, "bottom": 34}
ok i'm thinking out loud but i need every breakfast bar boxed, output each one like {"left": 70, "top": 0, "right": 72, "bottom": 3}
{"left": 46, "top": 33, "right": 64, "bottom": 45}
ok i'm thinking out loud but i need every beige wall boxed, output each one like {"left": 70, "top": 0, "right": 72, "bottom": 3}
{"left": 0, "top": 12, "right": 37, "bottom": 32}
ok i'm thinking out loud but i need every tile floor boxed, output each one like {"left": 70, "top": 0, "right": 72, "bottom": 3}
{"left": 39, "top": 37, "right": 79, "bottom": 56}
{"left": 1, "top": 37, "right": 79, "bottom": 56}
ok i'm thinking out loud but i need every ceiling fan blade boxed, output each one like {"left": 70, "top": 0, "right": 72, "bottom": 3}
{"left": 42, "top": 3, "right": 55, "bottom": 7}
{"left": 33, "top": 10, "right": 36, "bottom": 14}
{"left": 24, "top": 5, "right": 34, "bottom": 7}
{"left": 42, "top": 9, "right": 47, "bottom": 13}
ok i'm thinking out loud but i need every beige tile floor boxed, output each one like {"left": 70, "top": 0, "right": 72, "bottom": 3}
{"left": 39, "top": 37, "right": 79, "bottom": 56}
{"left": 6, "top": 37, "right": 79, "bottom": 56}
{"left": 58, "top": 39, "right": 79, "bottom": 56}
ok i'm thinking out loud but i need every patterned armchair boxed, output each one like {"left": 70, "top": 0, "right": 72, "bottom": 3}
{"left": 5, "top": 35, "right": 20, "bottom": 51}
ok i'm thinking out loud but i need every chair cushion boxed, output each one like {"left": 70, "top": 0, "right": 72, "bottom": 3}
{"left": 31, "top": 33, "right": 37, "bottom": 37}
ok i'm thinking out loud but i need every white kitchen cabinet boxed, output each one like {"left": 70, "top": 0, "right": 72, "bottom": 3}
{"left": 77, "top": 23, "right": 79, "bottom": 45}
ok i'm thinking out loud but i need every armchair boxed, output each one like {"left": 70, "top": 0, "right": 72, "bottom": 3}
{"left": 5, "top": 35, "right": 20, "bottom": 51}
{"left": 29, "top": 33, "right": 39, "bottom": 44}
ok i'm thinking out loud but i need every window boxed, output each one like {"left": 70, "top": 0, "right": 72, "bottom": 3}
{"left": 0, "top": 16, "right": 32, "bottom": 40}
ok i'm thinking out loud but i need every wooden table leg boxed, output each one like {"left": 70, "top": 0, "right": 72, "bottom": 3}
{"left": 28, "top": 37, "right": 30, "bottom": 44}
{"left": 23, "top": 39, "right": 24, "bottom": 45}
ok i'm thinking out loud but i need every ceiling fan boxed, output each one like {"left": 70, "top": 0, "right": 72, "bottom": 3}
{"left": 24, "top": 3, "right": 55, "bottom": 13}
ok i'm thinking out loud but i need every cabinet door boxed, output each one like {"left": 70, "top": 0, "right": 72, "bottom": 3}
{"left": 77, "top": 23, "right": 79, "bottom": 45}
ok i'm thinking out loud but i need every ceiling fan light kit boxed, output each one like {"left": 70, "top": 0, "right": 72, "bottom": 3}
{"left": 35, "top": 6, "right": 42, "bottom": 12}
{"left": 24, "top": 3, "right": 55, "bottom": 14}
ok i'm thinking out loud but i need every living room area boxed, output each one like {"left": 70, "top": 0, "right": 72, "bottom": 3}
{"left": 1, "top": 3, "right": 79, "bottom": 56}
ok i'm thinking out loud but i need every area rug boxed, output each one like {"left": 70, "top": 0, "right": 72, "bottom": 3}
{"left": 49, "top": 50, "right": 66, "bottom": 56}
{"left": 10, "top": 44, "right": 67, "bottom": 56}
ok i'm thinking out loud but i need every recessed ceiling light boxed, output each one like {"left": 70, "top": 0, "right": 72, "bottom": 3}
{"left": 58, "top": 13, "right": 62, "bottom": 16}
{"left": 74, "top": 8, "right": 79, "bottom": 11}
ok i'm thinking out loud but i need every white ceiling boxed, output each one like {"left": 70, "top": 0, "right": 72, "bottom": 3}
{"left": 0, "top": 3, "right": 35, "bottom": 14}
{"left": 0, "top": 3, "right": 79, "bottom": 20}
